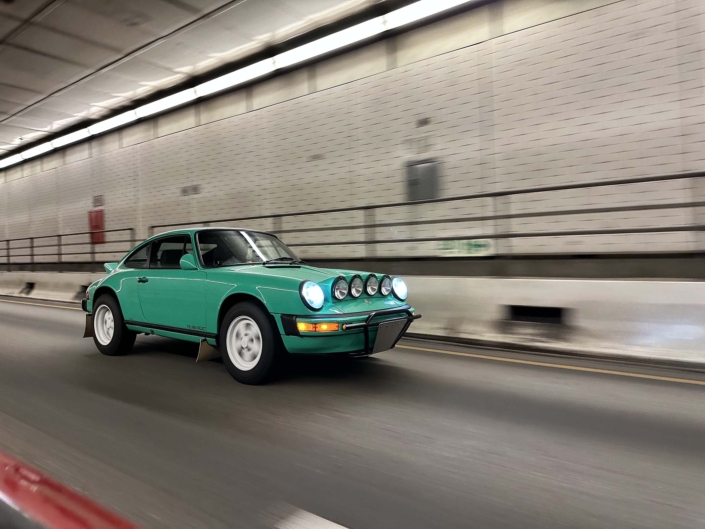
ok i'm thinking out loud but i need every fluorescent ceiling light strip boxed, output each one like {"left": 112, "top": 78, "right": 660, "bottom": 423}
{"left": 384, "top": 0, "right": 475, "bottom": 30}
{"left": 52, "top": 128, "right": 91, "bottom": 148}
{"left": 0, "top": 0, "right": 477, "bottom": 168}
{"left": 274, "top": 17, "right": 385, "bottom": 69}
{"left": 135, "top": 88, "right": 197, "bottom": 118}
{"left": 88, "top": 110, "right": 138, "bottom": 135}
{"left": 21, "top": 142, "right": 53, "bottom": 160}
{"left": 0, "top": 154, "right": 23, "bottom": 169}
{"left": 195, "top": 59, "right": 276, "bottom": 97}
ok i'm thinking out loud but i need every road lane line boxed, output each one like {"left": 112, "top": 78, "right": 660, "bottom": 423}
{"left": 397, "top": 344, "right": 705, "bottom": 387}
{"left": 276, "top": 509, "right": 349, "bottom": 529}
{"left": 0, "top": 298, "right": 82, "bottom": 311}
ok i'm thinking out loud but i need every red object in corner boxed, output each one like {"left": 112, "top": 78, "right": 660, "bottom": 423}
{"left": 88, "top": 209, "right": 105, "bottom": 245}
{"left": 0, "top": 452, "right": 138, "bottom": 529}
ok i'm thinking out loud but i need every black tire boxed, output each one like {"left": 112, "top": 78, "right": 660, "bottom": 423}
{"left": 92, "top": 294, "right": 136, "bottom": 356}
{"left": 220, "top": 302, "right": 280, "bottom": 385}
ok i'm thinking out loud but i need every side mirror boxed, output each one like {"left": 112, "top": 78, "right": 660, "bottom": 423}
{"left": 180, "top": 254, "right": 198, "bottom": 270}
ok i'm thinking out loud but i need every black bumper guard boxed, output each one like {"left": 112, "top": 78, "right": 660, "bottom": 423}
{"left": 342, "top": 307, "right": 421, "bottom": 354}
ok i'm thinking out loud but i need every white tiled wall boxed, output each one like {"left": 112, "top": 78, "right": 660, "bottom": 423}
{"left": 1, "top": 0, "right": 704, "bottom": 260}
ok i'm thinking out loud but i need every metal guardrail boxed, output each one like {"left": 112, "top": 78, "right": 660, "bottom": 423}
{"left": 149, "top": 170, "right": 705, "bottom": 257}
{"left": 3, "top": 170, "right": 704, "bottom": 267}
{"left": 0, "top": 228, "right": 135, "bottom": 266}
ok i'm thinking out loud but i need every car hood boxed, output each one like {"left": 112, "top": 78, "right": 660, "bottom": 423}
{"left": 205, "top": 264, "right": 409, "bottom": 315}
{"left": 212, "top": 264, "right": 363, "bottom": 283}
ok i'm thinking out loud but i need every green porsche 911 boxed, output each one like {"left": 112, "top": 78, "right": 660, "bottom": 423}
{"left": 82, "top": 228, "right": 420, "bottom": 384}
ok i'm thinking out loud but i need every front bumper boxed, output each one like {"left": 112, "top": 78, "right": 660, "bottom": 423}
{"left": 280, "top": 307, "right": 421, "bottom": 355}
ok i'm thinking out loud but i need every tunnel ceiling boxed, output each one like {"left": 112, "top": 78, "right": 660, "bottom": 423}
{"left": 0, "top": 0, "right": 377, "bottom": 156}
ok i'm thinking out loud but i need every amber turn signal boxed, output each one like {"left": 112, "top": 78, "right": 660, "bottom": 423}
{"left": 296, "top": 321, "right": 340, "bottom": 333}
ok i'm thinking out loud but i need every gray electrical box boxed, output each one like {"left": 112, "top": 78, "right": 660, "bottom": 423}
{"left": 406, "top": 159, "right": 439, "bottom": 202}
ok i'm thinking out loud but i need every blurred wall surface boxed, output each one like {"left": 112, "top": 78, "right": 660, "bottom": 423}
{"left": 0, "top": 0, "right": 703, "bottom": 262}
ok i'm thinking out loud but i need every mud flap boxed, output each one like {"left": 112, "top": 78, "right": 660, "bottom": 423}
{"left": 83, "top": 314, "right": 94, "bottom": 338}
{"left": 196, "top": 339, "right": 221, "bottom": 363}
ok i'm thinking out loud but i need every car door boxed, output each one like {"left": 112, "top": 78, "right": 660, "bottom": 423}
{"left": 116, "top": 243, "right": 149, "bottom": 323}
{"left": 136, "top": 235, "right": 207, "bottom": 333}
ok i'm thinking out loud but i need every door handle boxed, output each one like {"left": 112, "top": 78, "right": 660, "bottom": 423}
{"left": 137, "top": 277, "right": 149, "bottom": 283}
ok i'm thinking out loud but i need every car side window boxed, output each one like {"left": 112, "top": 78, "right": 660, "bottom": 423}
{"left": 149, "top": 236, "right": 189, "bottom": 269}
{"left": 124, "top": 245, "right": 149, "bottom": 269}
{"left": 197, "top": 231, "right": 256, "bottom": 267}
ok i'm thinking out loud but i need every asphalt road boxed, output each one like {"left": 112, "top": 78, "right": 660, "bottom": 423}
{"left": 1, "top": 297, "right": 704, "bottom": 529}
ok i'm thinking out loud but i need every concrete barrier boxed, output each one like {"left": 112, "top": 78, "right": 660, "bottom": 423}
{"left": 406, "top": 277, "right": 705, "bottom": 366}
{"left": 2, "top": 272, "right": 705, "bottom": 366}
{"left": 0, "top": 272, "right": 102, "bottom": 302}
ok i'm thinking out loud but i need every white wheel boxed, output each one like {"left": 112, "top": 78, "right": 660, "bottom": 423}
{"left": 94, "top": 304, "right": 115, "bottom": 346}
{"left": 226, "top": 316, "right": 263, "bottom": 371}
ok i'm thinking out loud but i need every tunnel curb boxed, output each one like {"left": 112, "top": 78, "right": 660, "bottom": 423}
{"left": 404, "top": 333, "right": 705, "bottom": 373}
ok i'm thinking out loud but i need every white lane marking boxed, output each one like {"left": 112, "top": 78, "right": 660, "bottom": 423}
{"left": 276, "top": 509, "right": 349, "bottom": 529}
{"left": 0, "top": 298, "right": 82, "bottom": 311}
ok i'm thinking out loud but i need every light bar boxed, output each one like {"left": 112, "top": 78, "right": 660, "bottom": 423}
{"left": 275, "top": 17, "right": 385, "bottom": 69}
{"left": 195, "top": 59, "right": 275, "bottom": 97}
{"left": 88, "top": 110, "right": 137, "bottom": 135}
{"left": 0, "top": 0, "right": 476, "bottom": 169}
{"left": 384, "top": 0, "right": 474, "bottom": 30}
{"left": 52, "top": 129, "right": 91, "bottom": 148}
{"left": 0, "top": 154, "right": 23, "bottom": 169}
{"left": 21, "top": 142, "right": 53, "bottom": 160}
{"left": 135, "top": 88, "right": 197, "bottom": 118}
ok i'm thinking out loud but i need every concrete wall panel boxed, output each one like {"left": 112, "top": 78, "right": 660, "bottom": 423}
{"left": 1, "top": 0, "right": 704, "bottom": 261}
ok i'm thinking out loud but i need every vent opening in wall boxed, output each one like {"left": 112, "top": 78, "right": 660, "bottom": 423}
{"left": 406, "top": 159, "right": 439, "bottom": 202}
{"left": 181, "top": 185, "right": 202, "bottom": 197}
{"left": 19, "top": 282, "right": 35, "bottom": 296}
{"left": 507, "top": 305, "right": 566, "bottom": 325}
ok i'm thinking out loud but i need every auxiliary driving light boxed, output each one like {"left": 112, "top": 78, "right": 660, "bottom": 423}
{"left": 392, "top": 277, "right": 408, "bottom": 301}
{"left": 380, "top": 275, "right": 392, "bottom": 296}
{"left": 350, "top": 276, "right": 363, "bottom": 298}
{"left": 297, "top": 322, "right": 340, "bottom": 333}
{"left": 300, "top": 281, "right": 325, "bottom": 310}
{"left": 333, "top": 277, "right": 349, "bottom": 300}
{"left": 365, "top": 275, "right": 379, "bottom": 296}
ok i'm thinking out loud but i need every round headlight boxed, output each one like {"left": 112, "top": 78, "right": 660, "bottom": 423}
{"left": 392, "top": 277, "right": 408, "bottom": 300}
{"left": 332, "top": 277, "right": 349, "bottom": 300}
{"left": 300, "top": 281, "right": 324, "bottom": 310}
{"left": 380, "top": 275, "right": 392, "bottom": 296}
{"left": 350, "top": 276, "right": 363, "bottom": 298}
{"left": 365, "top": 275, "right": 379, "bottom": 296}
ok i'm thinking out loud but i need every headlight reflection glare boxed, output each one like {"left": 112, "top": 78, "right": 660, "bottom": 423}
{"left": 392, "top": 277, "right": 408, "bottom": 300}
{"left": 301, "top": 281, "right": 325, "bottom": 310}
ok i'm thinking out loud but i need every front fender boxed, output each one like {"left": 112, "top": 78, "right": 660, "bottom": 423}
{"left": 208, "top": 282, "right": 306, "bottom": 335}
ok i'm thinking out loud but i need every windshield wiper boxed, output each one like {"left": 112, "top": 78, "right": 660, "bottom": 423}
{"left": 263, "top": 257, "right": 303, "bottom": 265}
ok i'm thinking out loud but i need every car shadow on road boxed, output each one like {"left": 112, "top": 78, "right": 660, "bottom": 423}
{"left": 132, "top": 337, "right": 205, "bottom": 360}
{"left": 277, "top": 354, "right": 386, "bottom": 383}
{"left": 131, "top": 335, "right": 394, "bottom": 386}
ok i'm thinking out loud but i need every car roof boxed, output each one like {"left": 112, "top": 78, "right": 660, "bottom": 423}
{"left": 146, "top": 227, "right": 276, "bottom": 242}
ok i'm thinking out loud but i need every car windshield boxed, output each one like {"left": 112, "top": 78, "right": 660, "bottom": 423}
{"left": 197, "top": 229, "right": 300, "bottom": 268}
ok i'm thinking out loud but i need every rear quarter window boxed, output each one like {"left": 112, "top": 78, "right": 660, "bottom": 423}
{"left": 124, "top": 244, "right": 149, "bottom": 269}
